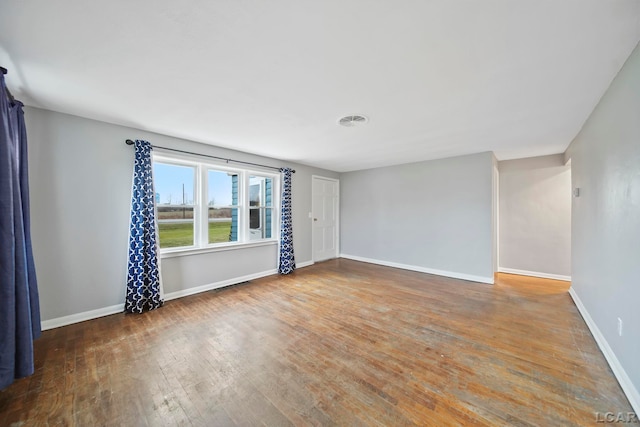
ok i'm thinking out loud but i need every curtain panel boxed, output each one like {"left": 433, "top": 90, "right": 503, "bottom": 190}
{"left": 278, "top": 168, "right": 295, "bottom": 274}
{"left": 0, "top": 74, "right": 41, "bottom": 390}
{"left": 125, "top": 139, "right": 163, "bottom": 313}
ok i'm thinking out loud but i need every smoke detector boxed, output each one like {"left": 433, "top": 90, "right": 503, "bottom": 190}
{"left": 338, "top": 115, "right": 368, "bottom": 127}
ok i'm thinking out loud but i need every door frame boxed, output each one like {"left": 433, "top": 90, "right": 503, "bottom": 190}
{"left": 311, "top": 175, "right": 340, "bottom": 263}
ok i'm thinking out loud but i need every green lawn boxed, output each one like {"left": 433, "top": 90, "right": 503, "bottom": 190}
{"left": 158, "top": 221, "right": 232, "bottom": 248}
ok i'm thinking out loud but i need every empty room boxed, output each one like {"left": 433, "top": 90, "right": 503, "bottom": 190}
{"left": 1, "top": 1, "right": 639, "bottom": 425}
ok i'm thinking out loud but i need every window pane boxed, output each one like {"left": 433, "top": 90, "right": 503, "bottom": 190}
{"left": 157, "top": 207, "right": 194, "bottom": 248}
{"left": 249, "top": 182, "right": 261, "bottom": 206}
{"left": 208, "top": 170, "right": 237, "bottom": 207}
{"left": 248, "top": 207, "right": 273, "bottom": 240}
{"left": 209, "top": 207, "right": 237, "bottom": 243}
{"left": 248, "top": 176, "right": 274, "bottom": 241}
{"left": 209, "top": 170, "right": 238, "bottom": 244}
{"left": 249, "top": 176, "right": 273, "bottom": 207}
{"left": 154, "top": 163, "right": 195, "bottom": 205}
{"left": 249, "top": 208, "right": 260, "bottom": 230}
{"left": 154, "top": 162, "right": 195, "bottom": 248}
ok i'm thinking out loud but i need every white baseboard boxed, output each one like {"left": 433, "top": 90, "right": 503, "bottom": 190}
{"left": 296, "top": 260, "right": 314, "bottom": 269}
{"left": 340, "top": 254, "right": 494, "bottom": 284}
{"left": 41, "top": 268, "right": 280, "bottom": 331}
{"left": 498, "top": 267, "right": 571, "bottom": 282}
{"left": 569, "top": 288, "right": 639, "bottom": 414}
{"left": 41, "top": 303, "right": 124, "bottom": 331}
{"left": 164, "top": 269, "right": 277, "bottom": 301}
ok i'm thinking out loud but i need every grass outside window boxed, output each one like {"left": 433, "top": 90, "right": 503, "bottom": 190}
{"left": 158, "top": 221, "right": 232, "bottom": 248}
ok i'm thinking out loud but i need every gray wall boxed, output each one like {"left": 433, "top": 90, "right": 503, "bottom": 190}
{"left": 25, "top": 107, "right": 338, "bottom": 321}
{"left": 492, "top": 155, "right": 498, "bottom": 273}
{"left": 566, "top": 41, "right": 640, "bottom": 405}
{"left": 498, "top": 154, "right": 571, "bottom": 277}
{"left": 340, "top": 152, "right": 495, "bottom": 282}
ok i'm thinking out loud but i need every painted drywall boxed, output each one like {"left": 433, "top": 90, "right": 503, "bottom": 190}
{"left": 565, "top": 41, "right": 640, "bottom": 409}
{"left": 340, "top": 152, "right": 495, "bottom": 282}
{"left": 492, "top": 155, "right": 498, "bottom": 274}
{"left": 25, "top": 107, "right": 338, "bottom": 322}
{"left": 498, "top": 154, "right": 571, "bottom": 278}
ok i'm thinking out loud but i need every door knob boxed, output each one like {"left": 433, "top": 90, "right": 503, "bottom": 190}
{"left": 313, "top": 218, "right": 318, "bottom": 221}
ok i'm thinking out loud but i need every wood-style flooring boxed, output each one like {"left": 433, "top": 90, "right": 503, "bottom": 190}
{"left": 0, "top": 259, "right": 633, "bottom": 426}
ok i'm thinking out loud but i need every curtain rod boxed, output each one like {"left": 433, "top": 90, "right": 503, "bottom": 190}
{"left": 125, "top": 139, "right": 295, "bottom": 173}
{"left": 1, "top": 66, "right": 16, "bottom": 105}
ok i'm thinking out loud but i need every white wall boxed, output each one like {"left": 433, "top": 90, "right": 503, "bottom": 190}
{"left": 498, "top": 154, "right": 571, "bottom": 279}
{"left": 565, "top": 41, "right": 640, "bottom": 412}
{"left": 25, "top": 107, "right": 338, "bottom": 324}
{"left": 340, "top": 152, "right": 495, "bottom": 283}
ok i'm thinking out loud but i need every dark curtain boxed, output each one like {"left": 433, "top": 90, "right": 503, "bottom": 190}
{"left": 125, "top": 139, "right": 163, "bottom": 313}
{"left": 278, "top": 168, "right": 295, "bottom": 274}
{"left": 0, "top": 74, "right": 41, "bottom": 390}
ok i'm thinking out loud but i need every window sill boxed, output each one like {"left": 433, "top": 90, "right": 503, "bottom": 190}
{"left": 160, "top": 239, "right": 278, "bottom": 259}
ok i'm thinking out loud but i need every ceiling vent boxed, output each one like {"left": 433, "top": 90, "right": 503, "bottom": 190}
{"left": 338, "top": 115, "right": 368, "bottom": 127}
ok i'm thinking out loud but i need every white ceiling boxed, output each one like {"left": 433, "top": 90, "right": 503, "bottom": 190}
{"left": 1, "top": 1, "right": 639, "bottom": 172}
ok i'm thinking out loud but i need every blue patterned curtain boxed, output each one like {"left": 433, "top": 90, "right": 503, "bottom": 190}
{"left": 278, "top": 168, "right": 295, "bottom": 274}
{"left": 125, "top": 140, "right": 163, "bottom": 313}
{"left": 0, "top": 75, "right": 41, "bottom": 390}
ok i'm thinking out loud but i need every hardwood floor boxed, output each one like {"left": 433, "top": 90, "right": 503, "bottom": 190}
{"left": 0, "top": 259, "right": 633, "bottom": 426}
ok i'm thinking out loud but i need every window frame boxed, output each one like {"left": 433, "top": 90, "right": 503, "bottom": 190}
{"left": 153, "top": 150, "right": 280, "bottom": 257}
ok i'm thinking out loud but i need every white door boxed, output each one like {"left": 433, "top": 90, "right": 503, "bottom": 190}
{"left": 312, "top": 176, "right": 339, "bottom": 262}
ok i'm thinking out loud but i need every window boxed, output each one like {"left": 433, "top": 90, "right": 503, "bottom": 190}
{"left": 249, "top": 175, "right": 274, "bottom": 240}
{"left": 207, "top": 170, "right": 239, "bottom": 244}
{"left": 154, "top": 162, "right": 196, "bottom": 249}
{"left": 153, "top": 153, "right": 279, "bottom": 252}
